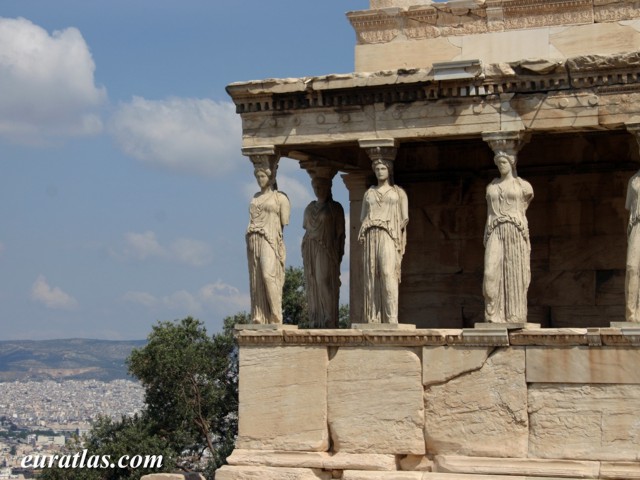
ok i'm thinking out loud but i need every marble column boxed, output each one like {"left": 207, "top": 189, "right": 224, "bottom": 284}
{"left": 300, "top": 160, "right": 345, "bottom": 328}
{"left": 480, "top": 131, "right": 534, "bottom": 326}
{"left": 242, "top": 145, "right": 290, "bottom": 325}
{"left": 242, "top": 146, "right": 280, "bottom": 184}
{"left": 357, "top": 138, "right": 409, "bottom": 324}
{"left": 624, "top": 122, "right": 640, "bottom": 324}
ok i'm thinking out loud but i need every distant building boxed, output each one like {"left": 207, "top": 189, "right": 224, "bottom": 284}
{"left": 35, "top": 435, "right": 64, "bottom": 447}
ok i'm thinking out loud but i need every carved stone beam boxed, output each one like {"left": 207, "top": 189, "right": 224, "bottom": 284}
{"left": 626, "top": 122, "right": 640, "bottom": 151}
{"left": 482, "top": 130, "right": 530, "bottom": 157}
{"left": 242, "top": 145, "right": 280, "bottom": 181}
{"left": 484, "top": 0, "right": 504, "bottom": 25}
{"left": 297, "top": 156, "right": 339, "bottom": 183}
{"left": 358, "top": 138, "right": 398, "bottom": 165}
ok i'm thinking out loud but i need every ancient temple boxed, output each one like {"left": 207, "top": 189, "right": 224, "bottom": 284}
{"left": 217, "top": 1, "right": 640, "bottom": 479}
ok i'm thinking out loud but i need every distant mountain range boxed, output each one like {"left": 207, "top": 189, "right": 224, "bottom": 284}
{"left": 0, "top": 339, "right": 147, "bottom": 382}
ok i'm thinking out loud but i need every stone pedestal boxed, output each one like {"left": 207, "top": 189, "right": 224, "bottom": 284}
{"left": 218, "top": 328, "right": 640, "bottom": 479}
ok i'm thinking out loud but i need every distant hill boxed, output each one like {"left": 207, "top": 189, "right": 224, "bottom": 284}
{"left": 0, "top": 339, "right": 146, "bottom": 382}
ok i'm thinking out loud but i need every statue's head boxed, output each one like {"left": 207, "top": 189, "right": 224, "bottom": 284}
{"left": 494, "top": 151, "right": 517, "bottom": 177}
{"left": 311, "top": 177, "right": 332, "bottom": 202}
{"left": 372, "top": 158, "right": 393, "bottom": 184}
{"left": 254, "top": 166, "right": 273, "bottom": 189}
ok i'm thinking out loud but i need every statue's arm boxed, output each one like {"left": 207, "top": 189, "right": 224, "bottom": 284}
{"left": 360, "top": 189, "right": 369, "bottom": 223}
{"left": 399, "top": 188, "right": 409, "bottom": 228}
{"left": 626, "top": 177, "right": 635, "bottom": 212}
{"left": 302, "top": 203, "right": 312, "bottom": 230}
{"left": 279, "top": 192, "right": 291, "bottom": 227}
{"left": 336, "top": 202, "right": 346, "bottom": 260}
{"left": 522, "top": 180, "right": 534, "bottom": 206}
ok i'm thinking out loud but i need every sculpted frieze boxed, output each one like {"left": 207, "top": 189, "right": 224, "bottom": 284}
{"left": 505, "top": 10, "right": 593, "bottom": 30}
{"left": 348, "top": 0, "right": 640, "bottom": 43}
{"left": 359, "top": 28, "right": 400, "bottom": 44}
{"left": 594, "top": 0, "right": 640, "bottom": 23}
{"left": 567, "top": 52, "right": 640, "bottom": 72}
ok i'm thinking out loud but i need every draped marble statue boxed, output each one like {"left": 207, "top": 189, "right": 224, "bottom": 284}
{"left": 358, "top": 158, "right": 408, "bottom": 323}
{"left": 483, "top": 151, "right": 534, "bottom": 323}
{"left": 246, "top": 165, "right": 290, "bottom": 324}
{"left": 302, "top": 177, "right": 345, "bottom": 328}
{"left": 625, "top": 169, "right": 640, "bottom": 322}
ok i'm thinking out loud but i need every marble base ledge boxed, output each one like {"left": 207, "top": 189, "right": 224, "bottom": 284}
{"left": 473, "top": 322, "right": 540, "bottom": 330}
{"left": 235, "top": 324, "right": 299, "bottom": 331}
{"left": 216, "top": 465, "right": 331, "bottom": 480}
{"left": 341, "top": 471, "right": 597, "bottom": 480}
{"left": 610, "top": 322, "right": 640, "bottom": 328}
{"left": 461, "top": 327, "right": 509, "bottom": 346}
{"left": 434, "top": 455, "right": 600, "bottom": 478}
{"left": 227, "top": 449, "right": 397, "bottom": 471}
{"left": 352, "top": 323, "right": 416, "bottom": 330}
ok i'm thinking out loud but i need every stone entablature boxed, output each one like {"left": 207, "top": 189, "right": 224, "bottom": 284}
{"left": 347, "top": 0, "right": 640, "bottom": 72}
{"left": 226, "top": 52, "right": 640, "bottom": 150}
{"left": 218, "top": 333, "right": 640, "bottom": 479}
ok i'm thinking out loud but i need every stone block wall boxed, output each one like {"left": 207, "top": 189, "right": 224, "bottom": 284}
{"left": 216, "top": 327, "right": 640, "bottom": 480}
{"left": 393, "top": 131, "right": 636, "bottom": 329}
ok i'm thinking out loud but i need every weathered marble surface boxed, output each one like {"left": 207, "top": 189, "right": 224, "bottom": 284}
{"left": 140, "top": 475, "right": 205, "bottom": 480}
{"left": 227, "top": 450, "right": 397, "bottom": 471}
{"left": 526, "top": 346, "right": 640, "bottom": 383}
{"left": 424, "top": 348, "right": 528, "bottom": 457}
{"left": 237, "top": 346, "right": 329, "bottom": 451}
{"left": 422, "top": 346, "right": 492, "bottom": 386}
{"left": 348, "top": 1, "right": 640, "bottom": 71}
{"left": 328, "top": 347, "right": 425, "bottom": 454}
{"left": 434, "top": 455, "right": 600, "bottom": 478}
{"left": 216, "top": 466, "right": 331, "bottom": 480}
{"left": 529, "top": 383, "right": 640, "bottom": 461}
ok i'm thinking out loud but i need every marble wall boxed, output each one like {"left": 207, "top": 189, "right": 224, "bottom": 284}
{"left": 217, "top": 329, "right": 640, "bottom": 479}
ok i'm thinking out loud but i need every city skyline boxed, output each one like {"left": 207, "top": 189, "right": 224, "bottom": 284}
{"left": 1, "top": 1, "right": 367, "bottom": 340}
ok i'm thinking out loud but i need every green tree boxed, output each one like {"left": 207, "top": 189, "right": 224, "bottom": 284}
{"left": 282, "top": 266, "right": 307, "bottom": 326}
{"left": 283, "top": 265, "right": 350, "bottom": 328}
{"left": 338, "top": 303, "right": 350, "bottom": 329}
{"left": 127, "top": 316, "right": 240, "bottom": 472}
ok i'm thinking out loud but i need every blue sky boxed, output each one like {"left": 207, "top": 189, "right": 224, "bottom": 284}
{"left": 1, "top": 1, "right": 369, "bottom": 340}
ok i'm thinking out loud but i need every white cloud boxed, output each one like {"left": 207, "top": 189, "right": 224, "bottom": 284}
{"left": 0, "top": 17, "right": 106, "bottom": 143}
{"left": 113, "top": 231, "right": 213, "bottom": 267}
{"left": 123, "top": 280, "right": 250, "bottom": 317}
{"left": 122, "top": 231, "right": 166, "bottom": 260}
{"left": 121, "top": 291, "right": 156, "bottom": 308}
{"left": 110, "top": 97, "right": 241, "bottom": 176}
{"left": 31, "top": 275, "right": 78, "bottom": 310}
{"left": 171, "top": 238, "right": 214, "bottom": 267}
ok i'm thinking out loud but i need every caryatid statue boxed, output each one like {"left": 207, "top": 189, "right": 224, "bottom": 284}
{"left": 244, "top": 147, "right": 290, "bottom": 324}
{"left": 301, "top": 167, "right": 345, "bottom": 328}
{"left": 482, "top": 132, "right": 533, "bottom": 324}
{"left": 625, "top": 122, "right": 640, "bottom": 322}
{"left": 358, "top": 140, "right": 408, "bottom": 324}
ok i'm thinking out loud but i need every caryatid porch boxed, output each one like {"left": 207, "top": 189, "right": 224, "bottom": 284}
{"left": 215, "top": 2, "right": 640, "bottom": 480}
{"left": 227, "top": 52, "right": 640, "bottom": 329}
